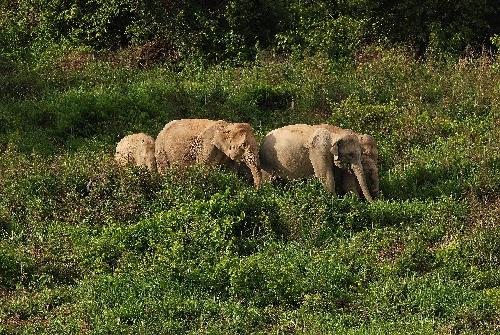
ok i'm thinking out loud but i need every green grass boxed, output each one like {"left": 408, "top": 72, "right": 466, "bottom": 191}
{"left": 0, "top": 50, "right": 499, "bottom": 334}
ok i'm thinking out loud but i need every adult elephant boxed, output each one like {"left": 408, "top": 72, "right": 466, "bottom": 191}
{"left": 155, "top": 119, "right": 262, "bottom": 188}
{"left": 115, "top": 133, "right": 157, "bottom": 171}
{"left": 260, "top": 124, "right": 373, "bottom": 202}
{"left": 319, "top": 125, "right": 379, "bottom": 200}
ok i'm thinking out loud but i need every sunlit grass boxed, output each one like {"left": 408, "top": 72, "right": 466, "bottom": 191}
{"left": 0, "top": 51, "right": 499, "bottom": 333}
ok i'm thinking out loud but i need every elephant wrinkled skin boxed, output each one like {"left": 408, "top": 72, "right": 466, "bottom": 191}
{"left": 260, "top": 124, "right": 374, "bottom": 202}
{"left": 319, "top": 125, "right": 379, "bottom": 200}
{"left": 155, "top": 119, "right": 262, "bottom": 188}
{"left": 114, "top": 133, "right": 157, "bottom": 171}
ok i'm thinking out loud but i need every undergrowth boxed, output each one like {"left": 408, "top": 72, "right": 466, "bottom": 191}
{"left": 0, "top": 51, "right": 499, "bottom": 334}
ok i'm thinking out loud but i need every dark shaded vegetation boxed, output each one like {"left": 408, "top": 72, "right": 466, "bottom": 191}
{"left": 1, "top": 0, "right": 499, "bottom": 66}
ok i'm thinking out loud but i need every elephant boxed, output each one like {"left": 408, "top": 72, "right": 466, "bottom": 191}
{"left": 355, "top": 133, "right": 379, "bottom": 197}
{"left": 259, "top": 124, "right": 373, "bottom": 202}
{"left": 114, "top": 133, "right": 157, "bottom": 171}
{"left": 155, "top": 119, "right": 262, "bottom": 188}
{"left": 318, "top": 125, "right": 379, "bottom": 200}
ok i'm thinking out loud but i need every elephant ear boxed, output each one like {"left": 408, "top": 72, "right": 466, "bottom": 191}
{"left": 306, "top": 128, "right": 332, "bottom": 151}
{"left": 308, "top": 129, "right": 344, "bottom": 161}
{"left": 194, "top": 120, "right": 227, "bottom": 164}
{"left": 306, "top": 128, "right": 338, "bottom": 193}
{"left": 359, "top": 134, "right": 378, "bottom": 159}
{"left": 330, "top": 142, "right": 339, "bottom": 161}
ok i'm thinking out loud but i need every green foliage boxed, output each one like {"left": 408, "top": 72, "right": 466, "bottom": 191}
{"left": 0, "top": 0, "right": 291, "bottom": 65}
{"left": 492, "top": 34, "right": 500, "bottom": 52}
{"left": 275, "top": 0, "right": 367, "bottom": 59}
{"left": 1, "top": 0, "right": 498, "bottom": 66}
{"left": 1, "top": 50, "right": 500, "bottom": 333}
{"left": 367, "top": 0, "right": 500, "bottom": 56}
{"left": 0, "top": 246, "right": 35, "bottom": 289}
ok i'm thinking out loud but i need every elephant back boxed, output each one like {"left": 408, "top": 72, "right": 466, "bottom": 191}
{"left": 115, "top": 132, "right": 156, "bottom": 171}
{"left": 155, "top": 119, "right": 222, "bottom": 171}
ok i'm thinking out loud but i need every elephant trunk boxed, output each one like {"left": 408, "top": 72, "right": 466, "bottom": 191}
{"left": 243, "top": 151, "right": 262, "bottom": 189}
{"left": 351, "top": 161, "right": 373, "bottom": 203}
{"left": 370, "top": 167, "right": 380, "bottom": 198}
{"left": 362, "top": 157, "right": 379, "bottom": 198}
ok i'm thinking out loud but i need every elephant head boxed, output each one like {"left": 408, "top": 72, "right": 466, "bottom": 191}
{"left": 308, "top": 127, "right": 373, "bottom": 202}
{"left": 304, "top": 128, "right": 372, "bottom": 202}
{"left": 330, "top": 133, "right": 374, "bottom": 203}
{"left": 199, "top": 121, "right": 262, "bottom": 188}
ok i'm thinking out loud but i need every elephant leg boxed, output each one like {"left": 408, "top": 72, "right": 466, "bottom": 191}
{"left": 309, "top": 150, "right": 336, "bottom": 195}
{"left": 343, "top": 171, "right": 361, "bottom": 197}
{"left": 261, "top": 170, "right": 274, "bottom": 183}
{"left": 307, "top": 129, "right": 337, "bottom": 195}
{"left": 197, "top": 144, "right": 225, "bottom": 166}
{"left": 155, "top": 149, "right": 169, "bottom": 174}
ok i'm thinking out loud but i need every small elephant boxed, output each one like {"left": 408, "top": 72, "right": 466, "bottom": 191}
{"left": 318, "top": 125, "right": 379, "bottom": 200}
{"left": 260, "top": 124, "right": 373, "bottom": 202}
{"left": 155, "top": 119, "right": 262, "bottom": 188}
{"left": 115, "top": 133, "right": 157, "bottom": 171}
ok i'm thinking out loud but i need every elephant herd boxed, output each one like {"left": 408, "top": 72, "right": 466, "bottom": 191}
{"left": 114, "top": 119, "right": 379, "bottom": 202}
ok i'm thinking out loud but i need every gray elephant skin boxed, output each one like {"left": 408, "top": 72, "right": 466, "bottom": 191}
{"left": 318, "top": 125, "right": 379, "bottom": 200}
{"left": 155, "top": 119, "right": 262, "bottom": 188}
{"left": 260, "top": 124, "right": 374, "bottom": 202}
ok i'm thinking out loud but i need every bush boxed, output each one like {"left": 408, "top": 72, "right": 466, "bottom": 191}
{"left": 1, "top": 50, "right": 499, "bottom": 333}
{"left": 367, "top": 0, "right": 500, "bottom": 57}
{"left": 3, "top": 0, "right": 498, "bottom": 67}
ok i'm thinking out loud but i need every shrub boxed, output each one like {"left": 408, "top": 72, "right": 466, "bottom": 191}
{"left": 1, "top": 49, "right": 499, "bottom": 333}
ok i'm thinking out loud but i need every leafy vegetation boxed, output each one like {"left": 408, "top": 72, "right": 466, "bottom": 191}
{"left": 1, "top": 50, "right": 499, "bottom": 333}
{"left": 1, "top": 0, "right": 499, "bottom": 65}
{"left": 1, "top": 1, "right": 500, "bottom": 333}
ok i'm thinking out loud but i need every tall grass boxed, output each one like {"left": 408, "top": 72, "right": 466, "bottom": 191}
{"left": 0, "top": 50, "right": 499, "bottom": 333}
